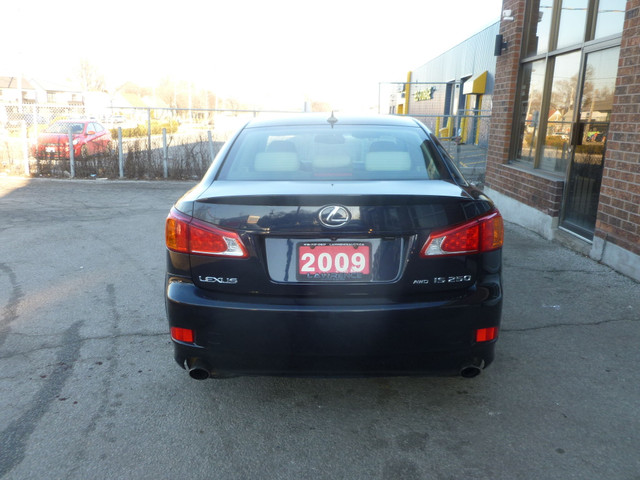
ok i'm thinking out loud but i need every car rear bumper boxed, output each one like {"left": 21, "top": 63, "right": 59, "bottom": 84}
{"left": 166, "top": 278, "right": 502, "bottom": 377}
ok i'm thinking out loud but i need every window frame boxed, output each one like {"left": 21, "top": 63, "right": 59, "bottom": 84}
{"left": 511, "top": 0, "right": 624, "bottom": 173}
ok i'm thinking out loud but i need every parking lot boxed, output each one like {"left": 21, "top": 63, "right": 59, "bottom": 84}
{"left": 1, "top": 177, "right": 639, "bottom": 480}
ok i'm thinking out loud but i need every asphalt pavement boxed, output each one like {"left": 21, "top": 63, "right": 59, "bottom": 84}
{"left": 0, "top": 177, "right": 638, "bottom": 480}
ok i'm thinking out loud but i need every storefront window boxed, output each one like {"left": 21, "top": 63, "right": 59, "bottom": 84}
{"left": 526, "top": 0, "right": 554, "bottom": 56}
{"left": 557, "top": 0, "right": 589, "bottom": 48}
{"left": 516, "top": 60, "right": 546, "bottom": 164}
{"left": 580, "top": 48, "right": 619, "bottom": 122}
{"left": 514, "top": 0, "right": 624, "bottom": 175}
{"left": 541, "top": 52, "right": 581, "bottom": 173}
{"left": 594, "top": 0, "right": 626, "bottom": 39}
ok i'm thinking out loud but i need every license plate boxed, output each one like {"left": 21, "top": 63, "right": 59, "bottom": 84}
{"left": 297, "top": 242, "right": 371, "bottom": 281}
{"left": 45, "top": 146, "right": 56, "bottom": 153}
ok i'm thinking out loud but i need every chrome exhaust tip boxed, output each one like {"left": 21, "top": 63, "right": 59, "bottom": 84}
{"left": 187, "top": 359, "right": 211, "bottom": 380}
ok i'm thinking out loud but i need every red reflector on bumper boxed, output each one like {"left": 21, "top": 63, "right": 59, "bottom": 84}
{"left": 171, "top": 327, "right": 195, "bottom": 343}
{"left": 476, "top": 327, "right": 498, "bottom": 342}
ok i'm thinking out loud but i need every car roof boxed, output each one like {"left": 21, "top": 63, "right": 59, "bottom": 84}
{"left": 244, "top": 113, "right": 423, "bottom": 129}
{"left": 56, "top": 118, "right": 98, "bottom": 123}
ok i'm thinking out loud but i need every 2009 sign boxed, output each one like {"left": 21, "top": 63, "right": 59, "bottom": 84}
{"left": 298, "top": 243, "right": 370, "bottom": 278}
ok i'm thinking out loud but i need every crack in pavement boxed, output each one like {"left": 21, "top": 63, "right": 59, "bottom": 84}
{"left": 0, "top": 331, "right": 168, "bottom": 361}
{"left": 70, "top": 284, "right": 122, "bottom": 474}
{"left": 0, "top": 321, "right": 83, "bottom": 478}
{"left": 0, "top": 263, "right": 24, "bottom": 349}
{"left": 502, "top": 315, "right": 638, "bottom": 333}
{"left": 502, "top": 263, "right": 599, "bottom": 274}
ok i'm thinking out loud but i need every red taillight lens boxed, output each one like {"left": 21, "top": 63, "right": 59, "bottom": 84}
{"left": 171, "top": 327, "right": 195, "bottom": 343}
{"left": 421, "top": 211, "right": 504, "bottom": 257}
{"left": 476, "top": 327, "right": 498, "bottom": 342}
{"left": 165, "top": 208, "right": 248, "bottom": 258}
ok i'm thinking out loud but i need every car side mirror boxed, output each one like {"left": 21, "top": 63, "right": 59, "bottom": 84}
{"left": 86, "top": 130, "right": 96, "bottom": 135}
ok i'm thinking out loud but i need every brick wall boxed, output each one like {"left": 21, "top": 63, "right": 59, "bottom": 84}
{"left": 485, "top": 0, "right": 523, "bottom": 181}
{"left": 595, "top": 0, "right": 640, "bottom": 256}
{"left": 490, "top": 165, "right": 565, "bottom": 217}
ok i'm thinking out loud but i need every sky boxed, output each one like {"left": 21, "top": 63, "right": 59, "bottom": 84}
{"left": 2, "top": 0, "right": 503, "bottom": 111}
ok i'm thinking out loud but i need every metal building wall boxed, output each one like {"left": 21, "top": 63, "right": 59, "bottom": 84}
{"left": 408, "top": 22, "right": 499, "bottom": 116}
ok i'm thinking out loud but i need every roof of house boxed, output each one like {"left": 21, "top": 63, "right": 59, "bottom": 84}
{"left": 119, "top": 93, "right": 148, "bottom": 108}
{"left": 0, "top": 76, "right": 36, "bottom": 89}
{"left": 30, "top": 79, "right": 82, "bottom": 93}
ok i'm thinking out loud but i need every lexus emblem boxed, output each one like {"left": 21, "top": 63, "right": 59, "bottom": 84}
{"left": 318, "top": 205, "right": 351, "bottom": 228}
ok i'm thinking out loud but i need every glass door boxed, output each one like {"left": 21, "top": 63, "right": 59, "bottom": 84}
{"left": 561, "top": 46, "right": 620, "bottom": 239}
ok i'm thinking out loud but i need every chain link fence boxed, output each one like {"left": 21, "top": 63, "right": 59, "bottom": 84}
{"left": 2, "top": 100, "right": 490, "bottom": 184}
{"left": 0, "top": 103, "right": 299, "bottom": 180}
{"left": 380, "top": 81, "right": 492, "bottom": 185}
{"left": 408, "top": 112, "right": 491, "bottom": 186}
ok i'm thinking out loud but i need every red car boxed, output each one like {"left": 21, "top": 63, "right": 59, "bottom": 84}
{"left": 35, "top": 119, "right": 112, "bottom": 159}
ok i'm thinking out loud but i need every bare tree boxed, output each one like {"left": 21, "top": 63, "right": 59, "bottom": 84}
{"left": 77, "top": 58, "right": 106, "bottom": 92}
{"left": 157, "top": 77, "right": 177, "bottom": 108}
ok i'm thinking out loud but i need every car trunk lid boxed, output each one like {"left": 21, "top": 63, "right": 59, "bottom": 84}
{"left": 187, "top": 180, "right": 495, "bottom": 296}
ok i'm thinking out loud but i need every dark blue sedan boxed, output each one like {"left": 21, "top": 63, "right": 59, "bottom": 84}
{"left": 165, "top": 114, "right": 503, "bottom": 379}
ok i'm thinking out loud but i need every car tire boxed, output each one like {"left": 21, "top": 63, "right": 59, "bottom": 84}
{"left": 80, "top": 145, "right": 89, "bottom": 159}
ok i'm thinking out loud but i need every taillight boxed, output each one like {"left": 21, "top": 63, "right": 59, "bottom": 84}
{"left": 476, "top": 327, "right": 498, "bottom": 342}
{"left": 166, "top": 208, "right": 248, "bottom": 258}
{"left": 421, "top": 211, "right": 503, "bottom": 257}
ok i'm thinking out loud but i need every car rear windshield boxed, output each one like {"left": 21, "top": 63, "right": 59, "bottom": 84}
{"left": 46, "top": 122, "right": 84, "bottom": 134}
{"left": 217, "top": 125, "right": 452, "bottom": 181}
